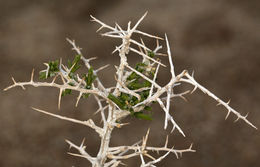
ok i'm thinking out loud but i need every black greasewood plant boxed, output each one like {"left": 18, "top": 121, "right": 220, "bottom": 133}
{"left": 4, "top": 13, "right": 257, "bottom": 167}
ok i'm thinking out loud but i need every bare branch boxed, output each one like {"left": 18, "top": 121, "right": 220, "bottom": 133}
{"left": 66, "top": 139, "right": 96, "bottom": 163}
{"left": 180, "top": 73, "right": 257, "bottom": 129}
{"left": 32, "top": 107, "right": 104, "bottom": 136}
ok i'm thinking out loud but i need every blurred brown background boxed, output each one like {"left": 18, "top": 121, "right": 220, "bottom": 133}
{"left": 1, "top": 0, "right": 259, "bottom": 166}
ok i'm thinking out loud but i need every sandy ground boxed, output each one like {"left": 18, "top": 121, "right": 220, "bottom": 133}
{"left": 1, "top": 0, "right": 259, "bottom": 166}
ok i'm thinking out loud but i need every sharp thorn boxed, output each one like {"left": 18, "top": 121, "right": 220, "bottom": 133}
{"left": 225, "top": 110, "right": 231, "bottom": 120}
{"left": 30, "top": 69, "right": 35, "bottom": 82}
{"left": 234, "top": 117, "right": 240, "bottom": 122}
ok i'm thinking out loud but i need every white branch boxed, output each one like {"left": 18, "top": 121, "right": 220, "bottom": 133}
{"left": 66, "top": 139, "right": 96, "bottom": 164}
{"left": 180, "top": 73, "right": 257, "bottom": 129}
{"left": 32, "top": 107, "right": 104, "bottom": 136}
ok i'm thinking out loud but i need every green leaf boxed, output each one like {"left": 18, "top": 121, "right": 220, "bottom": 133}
{"left": 140, "top": 90, "right": 150, "bottom": 101}
{"left": 71, "top": 55, "right": 81, "bottom": 72}
{"left": 39, "top": 71, "right": 47, "bottom": 79}
{"left": 119, "top": 93, "right": 131, "bottom": 102}
{"left": 150, "top": 71, "right": 155, "bottom": 78}
{"left": 83, "top": 66, "right": 97, "bottom": 89}
{"left": 143, "top": 80, "right": 151, "bottom": 87}
{"left": 133, "top": 112, "right": 152, "bottom": 120}
{"left": 127, "top": 72, "right": 140, "bottom": 81}
{"left": 135, "top": 63, "right": 147, "bottom": 73}
{"left": 39, "top": 60, "right": 59, "bottom": 79}
{"left": 82, "top": 93, "right": 90, "bottom": 99}
{"left": 129, "top": 96, "right": 138, "bottom": 106}
{"left": 68, "top": 55, "right": 81, "bottom": 79}
{"left": 108, "top": 93, "right": 127, "bottom": 110}
{"left": 127, "top": 80, "right": 143, "bottom": 90}
{"left": 49, "top": 60, "right": 59, "bottom": 72}
{"left": 144, "top": 106, "right": 152, "bottom": 111}
{"left": 87, "top": 67, "right": 95, "bottom": 86}
{"left": 62, "top": 89, "right": 72, "bottom": 96}
{"left": 148, "top": 51, "right": 155, "bottom": 58}
{"left": 68, "top": 59, "right": 72, "bottom": 69}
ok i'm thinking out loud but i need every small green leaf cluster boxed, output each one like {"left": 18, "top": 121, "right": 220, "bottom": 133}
{"left": 147, "top": 51, "right": 155, "bottom": 58}
{"left": 67, "top": 55, "right": 81, "bottom": 80}
{"left": 82, "top": 67, "right": 96, "bottom": 98}
{"left": 108, "top": 93, "right": 152, "bottom": 121}
{"left": 62, "top": 55, "right": 84, "bottom": 96}
{"left": 39, "top": 55, "right": 96, "bottom": 98}
{"left": 39, "top": 60, "right": 59, "bottom": 79}
{"left": 108, "top": 51, "right": 157, "bottom": 120}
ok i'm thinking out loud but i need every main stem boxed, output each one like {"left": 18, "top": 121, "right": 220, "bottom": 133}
{"left": 93, "top": 39, "right": 129, "bottom": 167}
{"left": 94, "top": 106, "right": 115, "bottom": 167}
